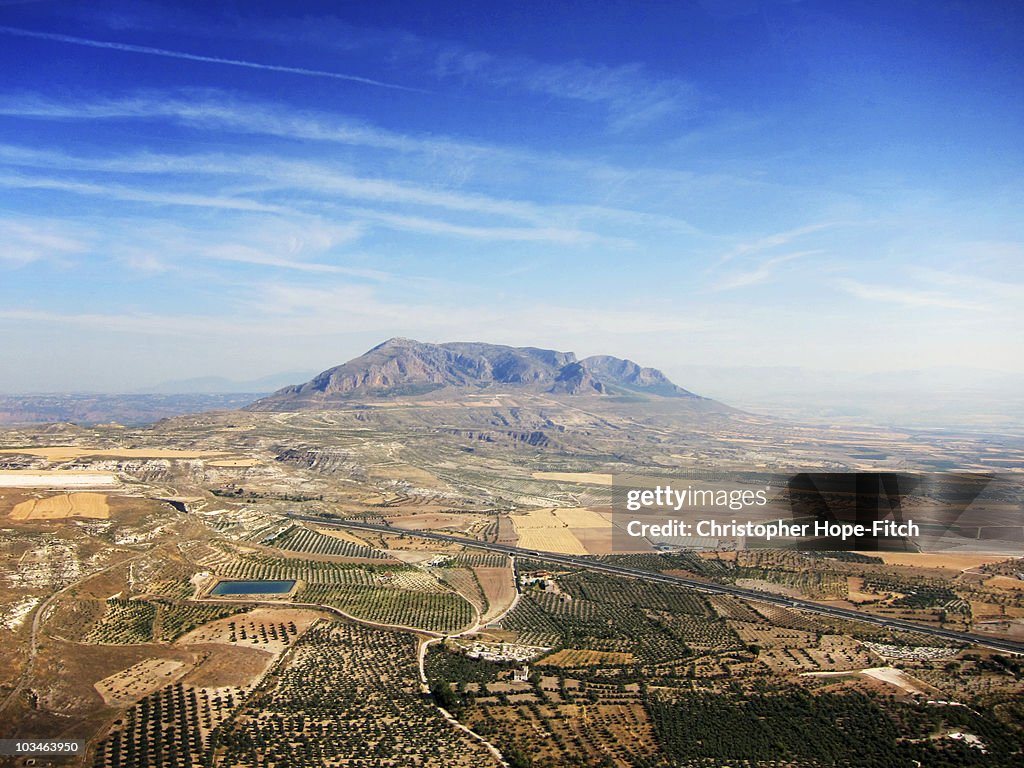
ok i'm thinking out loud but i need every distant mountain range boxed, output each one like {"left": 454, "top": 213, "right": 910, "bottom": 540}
{"left": 135, "top": 371, "right": 317, "bottom": 395}
{"left": 0, "top": 393, "right": 261, "bottom": 427}
{"left": 247, "top": 338, "right": 702, "bottom": 410}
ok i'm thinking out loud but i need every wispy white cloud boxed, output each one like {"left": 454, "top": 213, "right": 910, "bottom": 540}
{"left": 0, "top": 25, "right": 421, "bottom": 91}
{"left": 0, "top": 173, "right": 292, "bottom": 213}
{"left": 0, "top": 170, "right": 605, "bottom": 245}
{"left": 436, "top": 49, "right": 696, "bottom": 130}
{"left": 836, "top": 278, "right": 986, "bottom": 312}
{"left": 0, "top": 209, "right": 387, "bottom": 281}
{"left": 205, "top": 244, "right": 382, "bottom": 277}
{"left": 187, "top": 13, "right": 697, "bottom": 131}
{"left": 0, "top": 144, "right": 551, "bottom": 222}
{"left": 714, "top": 221, "right": 844, "bottom": 266}
{"left": 913, "top": 266, "right": 1024, "bottom": 304}
{"left": 35, "top": 9, "right": 695, "bottom": 132}
{"left": 0, "top": 141, "right": 707, "bottom": 237}
{"left": 0, "top": 92, "right": 760, "bottom": 235}
{"left": 267, "top": 161, "right": 548, "bottom": 222}
{"left": 0, "top": 278, "right": 702, "bottom": 344}
{"left": 116, "top": 249, "right": 169, "bottom": 274}
{"left": 100, "top": 217, "right": 387, "bottom": 280}
{"left": 0, "top": 92, "right": 713, "bottom": 184}
{"left": 711, "top": 249, "right": 821, "bottom": 291}
{"left": 215, "top": 280, "right": 707, "bottom": 339}
{"left": 0, "top": 92, "right": 477, "bottom": 156}
{"left": 340, "top": 207, "right": 607, "bottom": 245}
{"left": 0, "top": 218, "right": 89, "bottom": 264}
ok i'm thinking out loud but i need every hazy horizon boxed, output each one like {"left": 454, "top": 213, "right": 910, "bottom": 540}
{"left": 1, "top": 1, "right": 1022, "bottom": 395}
{"left": 2, "top": 343, "right": 1022, "bottom": 432}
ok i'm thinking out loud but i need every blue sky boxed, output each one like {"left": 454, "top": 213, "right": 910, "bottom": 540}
{"left": 0, "top": 0, "right": 1021, "bottom": 392}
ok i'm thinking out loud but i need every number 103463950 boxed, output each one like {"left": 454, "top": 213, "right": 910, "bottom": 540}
{"left": 0, "top": 740, "right": 83, "bottom": 755}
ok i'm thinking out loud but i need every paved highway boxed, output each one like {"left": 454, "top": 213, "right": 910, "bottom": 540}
{"left": 287, "top": 513, "right": 1024, "bottom": 655}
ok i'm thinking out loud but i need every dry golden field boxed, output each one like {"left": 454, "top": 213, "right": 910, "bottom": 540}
{"left": 549, "top": 506, "right": 612, "bottom": 528}
{"left": 389, "top": 512, "right": 479, "bottom": 531}
{"left": 854, "top": 552, "right": 1014, "bottom": 570}
{"left": 317, "top": 527, "right": 375, "bottom": 547}
{"left": 9, "top": 492, "right": 110, "bottom": 520}
{"left": 985, "top": 575, "right": 1024, "bottom": 591}
{"left": 509, "top": 507, "right": 611, "bottom": 555}
{"left": 177, "top": 608, "right": 323, "bottom": 654}
{"left": 510, "top": 510, "right": 587, "bottom": 555}
{"left": 94, "top": 659, "right": 187, "bottom": 706}
{"left": 474, "top": 566, "right": 517, "bottom": 624}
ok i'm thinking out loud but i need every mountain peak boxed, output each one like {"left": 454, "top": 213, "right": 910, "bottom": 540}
{"left": 247, "top": 340, "right": 702, "bottom": 410}
{"left": 372, "top": 337, "right": 422, "bottom": 349}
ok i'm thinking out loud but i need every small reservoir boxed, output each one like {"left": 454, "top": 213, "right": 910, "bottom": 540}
{"left": 210, "top": 579, "right": 296, "bottom": 596}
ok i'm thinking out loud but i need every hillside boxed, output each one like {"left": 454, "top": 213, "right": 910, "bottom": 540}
{"left": 247, "top": 338, "right": 704, "bottom": 410}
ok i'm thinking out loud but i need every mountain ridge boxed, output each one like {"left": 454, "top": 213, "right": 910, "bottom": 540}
{"left": 134, "top": 370, "right": 318, "bottom": 395}
{"left": 247, "top": 338, "right": 702, "bottom": 410}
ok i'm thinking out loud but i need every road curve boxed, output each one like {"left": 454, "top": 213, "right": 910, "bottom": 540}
{"left": 287, "top": 513, "right": 1024, "bottom": 655}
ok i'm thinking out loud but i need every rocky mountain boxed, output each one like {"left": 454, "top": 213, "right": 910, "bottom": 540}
{"left": 247, "top": 338, "right": 703, "bottom": 410}
{"left": 580, "top": 355, "right": 690, "bottom": 397}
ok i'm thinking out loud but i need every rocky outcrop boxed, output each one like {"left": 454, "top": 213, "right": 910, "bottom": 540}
{"left": 580, "top": 355, "right": 697, "bottom": 397}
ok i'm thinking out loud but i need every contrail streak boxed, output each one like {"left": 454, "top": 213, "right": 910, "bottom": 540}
{"left": 0, "top": 26, "right": 423, "bottom": 92}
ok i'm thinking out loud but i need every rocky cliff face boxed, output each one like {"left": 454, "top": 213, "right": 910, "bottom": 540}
{"left": 580, "top": 355, "right": 693, "bottom": 397}
{"left": 247, "top": 338, "right": 702, "bottom": 410}
{"left": 549, "top": 362, "right": 606, "bottom": 395}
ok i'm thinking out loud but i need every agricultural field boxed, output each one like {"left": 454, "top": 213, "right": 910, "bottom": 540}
{"left": 452, "top": 551, "right": 509, "bottom": 568}
{"left": 388, "top": 511, "right": 483, "bottom": 531}
{"left": 92, "top": 682, "right": 244, "bottom": 767}
{"left": 270, "top": 523, "right": 388, "bottom": 559}
{"left": 298, "top": 582, "right": 475, "bottom": 632}
{"left": 183, "top": 542, "right": 480, "bottom": 633}
{"left": 158, "top": 602, "right": 255, "bottom": 642}
{"left": 94, "top": 659, "right": 188, "bottom": 707}
{"left": 195, "top": 549, "right": 391, "bottom": 583}
{"left": 212, "top": 620, "right": 503, "bottom": 767}
{"left": 596, "top": 548, "right": 1024, "bottom": 640}
{"left": 474, "top": 565, "right": 517, "bottom": 624}
{"left": 86, "top": 599, "right": 158, "bottom": 644}
{"left": 429, "top": 566, "right": 1024, "bottom": 768}
{"left": 75, "top": 606, "right": 326, "bottom": 767}
{"left": 531, "top": 472, "right": 614, "bottom": 485}
{"left": 500, "top": 569, "right": 740, "bottom": 665}
{"left": 9, "top": 492, "right": 111, "bottom": 520}
{"left": 861, "top": 552, "right": 1018, "bottom": 570}
{"left": 176, "top": 607, "right": 319, "bottom": 653}
{"left": 509, "top": 507, "right": 612, "bottom": 555}
{"left": 438, "top": 566, "right": 487, "bottom": 613}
